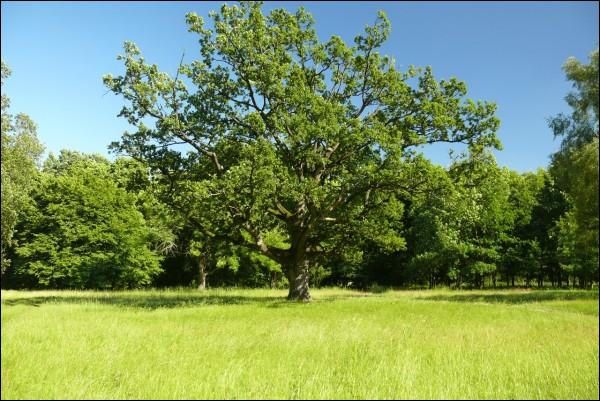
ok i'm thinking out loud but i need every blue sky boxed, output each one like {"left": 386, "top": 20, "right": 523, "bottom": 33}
{"left": 1, "top": 1, "right": 598, "bottom": 172}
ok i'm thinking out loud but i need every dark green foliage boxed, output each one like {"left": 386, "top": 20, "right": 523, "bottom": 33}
{"left": 12, "top": 152, "right": 163, "bottom": 289}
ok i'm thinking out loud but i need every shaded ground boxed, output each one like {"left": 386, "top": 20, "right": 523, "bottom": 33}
{"left": 413, "top": 289, "right": 599, "bottom": 304}
{"left": 2, "top": 288, "right": 597, "bottom": 309}
{"left": 1, "top": 294, "right": 283, "bottom": 309}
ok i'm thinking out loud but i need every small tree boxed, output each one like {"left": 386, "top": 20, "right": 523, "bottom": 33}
{"left": 14, "top": 152, "right": 163, "bottom": 289}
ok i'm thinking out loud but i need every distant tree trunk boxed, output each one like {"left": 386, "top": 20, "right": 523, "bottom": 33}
{"left": 512, "top": 275, "right": 515, "bottom": 287}
{"left": 198, "top": 254, "right": 207, "bottom": 290}
{"left": 270, "top": 271, "right": 278, "bottom": 289}
{"left": 492, "top": 273, "right": 497, "bottom": 288}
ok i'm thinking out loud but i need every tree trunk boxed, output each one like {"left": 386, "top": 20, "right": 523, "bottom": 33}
{"left": 286, "top": 258, "right": 311, "bottom": 301}
{"left": 198, "top": 255, "right": 207, "bottom": 290}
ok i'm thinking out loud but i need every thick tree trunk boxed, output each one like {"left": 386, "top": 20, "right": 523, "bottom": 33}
{"left": 286, "top": 258, "right": 311, "bottom": 301}
{"left": 198, "top": 255, "right": 207, "bottom": 290}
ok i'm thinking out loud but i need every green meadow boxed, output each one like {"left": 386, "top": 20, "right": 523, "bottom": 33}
{"left": 1, "top": 288, "right": 598, "bottom": 400}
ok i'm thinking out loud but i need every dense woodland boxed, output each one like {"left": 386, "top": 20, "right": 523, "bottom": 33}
{"left": 1, "top": 3, "right": 598, "bottom": 299}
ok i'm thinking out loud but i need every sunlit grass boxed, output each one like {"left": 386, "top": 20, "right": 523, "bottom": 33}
{"left": 2, "top": 288, "right": 598, "bottom": 399}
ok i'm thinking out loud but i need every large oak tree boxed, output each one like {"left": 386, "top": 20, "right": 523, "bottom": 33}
{"left": 105, "top": 2, "right": 500, "bottom": 300}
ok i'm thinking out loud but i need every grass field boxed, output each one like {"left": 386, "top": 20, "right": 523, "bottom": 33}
{"left": 1, "top": 288, "right": 598, "bottom": 399}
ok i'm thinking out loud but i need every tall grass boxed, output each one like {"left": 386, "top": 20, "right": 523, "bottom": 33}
{"left": 2, "top": 288, "right": 598, "bottom": 399}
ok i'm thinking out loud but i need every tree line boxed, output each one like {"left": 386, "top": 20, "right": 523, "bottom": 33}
{"left": 1, "top": 3, "right": 598, "bottom": 299}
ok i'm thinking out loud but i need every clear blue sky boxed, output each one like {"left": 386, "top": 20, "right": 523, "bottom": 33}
{"left": 2, "top": 1, "right": 598, "bottom": 172}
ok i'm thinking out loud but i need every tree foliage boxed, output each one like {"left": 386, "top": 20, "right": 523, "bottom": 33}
{"left": 1, "top": 60, "right": 44, "bottom": 274}
{"left": 548, "top": 48, "right": 599, "bottom": 286}
{"left": 104, "top": 2, "right": 500, "bottom": 299}
{"left": 13, "top": 152, "right": 163, "bottom": 289}
{"left": 1, "top": 10, "right": 596, "bottom": 293}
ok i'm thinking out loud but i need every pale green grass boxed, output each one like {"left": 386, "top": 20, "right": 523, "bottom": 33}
{"left": 1, "top": 288, "right": 598, "bottom": 399}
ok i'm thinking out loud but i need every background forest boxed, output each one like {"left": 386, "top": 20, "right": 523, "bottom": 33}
{"left": 1, "top": 4, "right": 598, "bottom": 297}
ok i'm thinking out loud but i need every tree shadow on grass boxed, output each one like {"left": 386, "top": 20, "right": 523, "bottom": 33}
{"left": 415, "top": 290, "right": 599, "bottom": 304}
{"left": 0, "top": 292, "right": 358, "bottom": 310}
{"left": 5, "top": 290, "right": 594, "bottom": 309}
{"left": 1, "top": 294, "right": 291, "bottom": 309}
